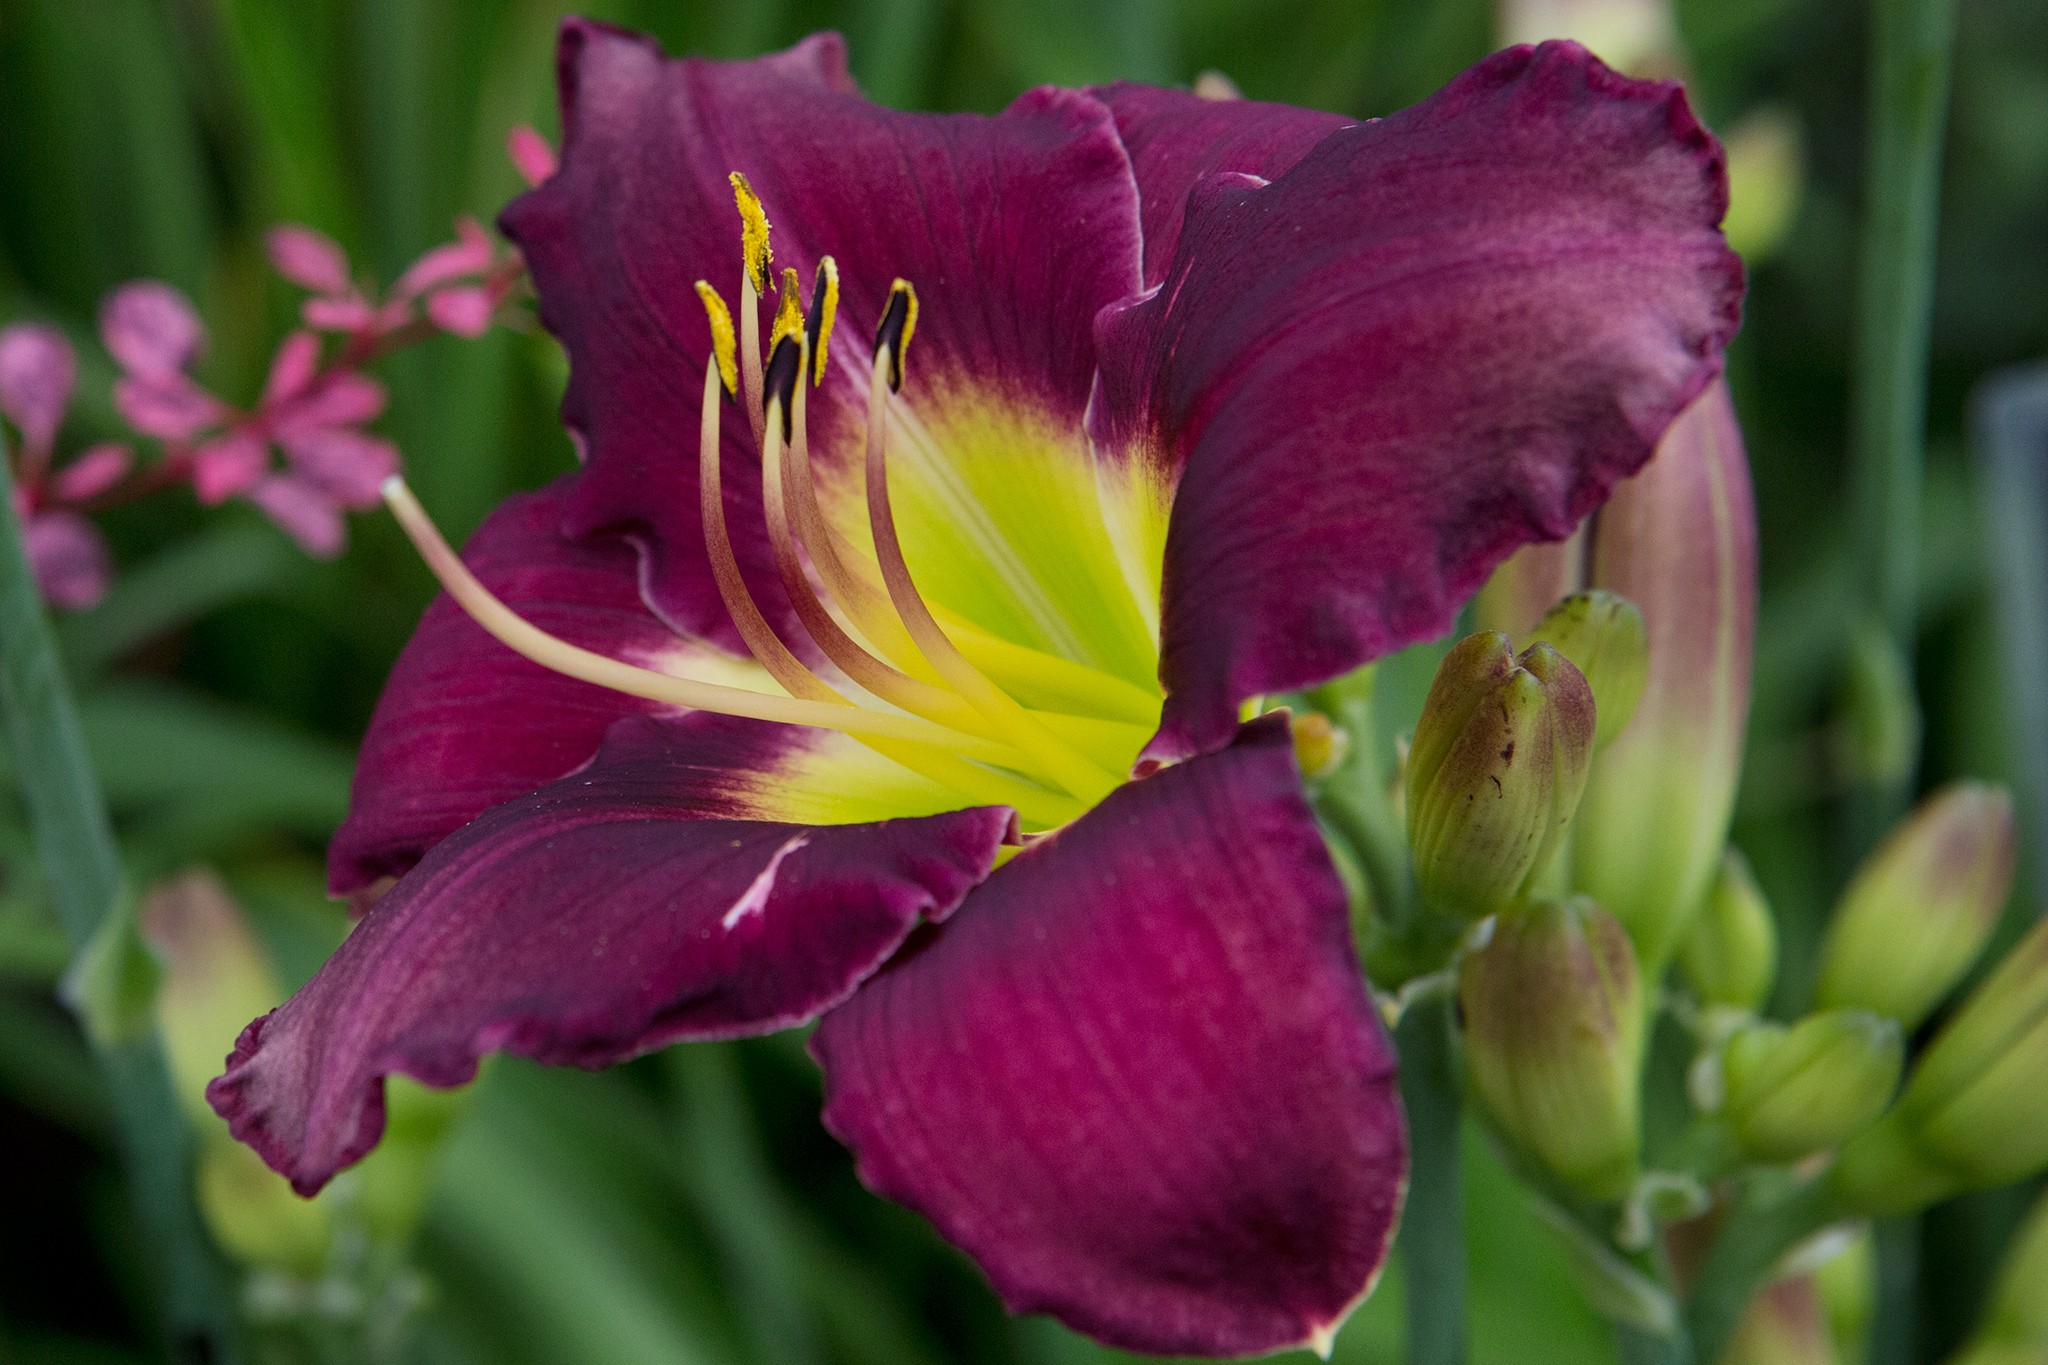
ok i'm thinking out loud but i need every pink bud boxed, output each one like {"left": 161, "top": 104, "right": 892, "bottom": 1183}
{"left": 248, "top": 473, "right": 345, "bottom": 558}
{"left": 100, "top": 281, "right": 205, "bottom": 379}
{"left": 191, "top": 432, "right": 271, "bottom": 504}
{"left": 114, "top": 374, "right": 224, "bottom": 441}
{"left": 425, "top": 286, "right": 494, "bottom": 338}
{"left": 24, "top": 510, "right": 112, "bottom": 610}
{"left": 279, "top": 428, "right": 398, "bottom": 508}
{"left": 265, "top": 225, "right": 353, "bottom": 296}
{"left": 303, "top": 296, "right": 377, "bottom": 333}
{"left": 0, "top": 323, "right": 77, "bottom": 455}
{"left": 270, "top": 372, "right": 385, "bottom": 437}
{"left": 394, "top": 220, "right": 495, "bottom": 300}
{"left": 507, "top": 125, "right": 558, "bottom": 188}
{"left": 51, "top": 443, "right": 133, "bottom": 503}
{"left": 261, "top": 332, "right": 322, "bottom": 405}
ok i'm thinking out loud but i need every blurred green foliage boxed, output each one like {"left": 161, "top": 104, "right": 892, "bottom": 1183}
{"left": 1, "top": 0, "right": 2046, "bottom": 1361}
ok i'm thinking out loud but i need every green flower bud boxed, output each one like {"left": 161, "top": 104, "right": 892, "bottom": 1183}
{"left": 1459, "top": 895, "right": 1643, "bottom": 1199}
{"left": 1407, "top": 634, "right": 1595, "bottom": 918}
{"left": 1679, "top": 848, "right": 1778, "bottom": 1012}
{"left": 1722, "top": 1276, "right": 1834, "bottom": 1365}
{"left": 1524, "top": 590, "right": 1649, "bottom": 749}
{"left": 1835, "top": 918, "right": 2048, "bottom": 1215}
{"left": 1815, "top": 782, "right": 2016, "bottom": 1030}
{"left": 1718, "top": 1011, "right": 1902, "bottom": 1163}
{"left": 1956, "top": 1187, "right": 2048, "bottom": 1360}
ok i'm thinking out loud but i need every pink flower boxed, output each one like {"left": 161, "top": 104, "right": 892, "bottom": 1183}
{"left": 23, "top": 510, "right": 111, "bottom": 610}
{"left": 101, "top": 282, "right": 223, "bottom": 440}
{"left": 0, "top": 323, "right": 77, "bottom": 465}
{"left": 507, "top": 125, "right": 558, "bottom": 187}
{"left": 273, "top": 215, "right": 508, "bottom": 342}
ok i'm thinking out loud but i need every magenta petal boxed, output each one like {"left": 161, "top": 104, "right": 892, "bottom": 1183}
{"left": 190, "top": 432, "right": 270, "bottom": 504}
{"left": 209, "top": 719, "right": 1011, "bottom": 1196}
{"left": 270, "top": 372, "right": 385, "bottom": 437}
{"left": 499, "top": 20, "right": 1141, "bottom": 646}
{"left": 424, "top": 286, "right": 494, "bottom": 337}
{"left": 266, "top": 225, "right": 354, "bottom": 297}
{"left": 393, "top": 225, "right": 494, "bottom": 300}
{"left": 1096, "top": 43, "right": 1743, "bottom": 761}
{"left": 248, "top": 473, "right": 346, "bottom": 558}
{"left": 814, "top": 717, "right": 1403, "bottom": 1356}
{"left": 261, "top": 331, "right": 322, "bottom": 405}
{"left": 100, "top": 280, "right": 206, "bottom": 380}
{"left": 0, "top": 322, "right": 78, "bottom": 454}
{"left": 115, "top": 374, "right": 223, "bottom": 442}
{"left": 303, "top": 296, "right": 375, "bottom": 333}
{"left": 328, "top": 480, "right": 694, "bottom": 896}
{"left": 1089, "top": 82, "right": 1348, "bottom": 287}
{"left": 507, "top": 124, "right": 558, "bottom": 187}
{"left": 51, "top": 442, "right": 133, "bottom": 502}
{"left": 278, "top": 428, "right": 398, "bottom": 508}
{"left": 24, "top": 510, "right": 113, "bottom": 611}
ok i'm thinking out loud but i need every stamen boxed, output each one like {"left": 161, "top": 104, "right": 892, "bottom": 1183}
{"left": 731, "top": 173, "right": 770, "bottom": 446}
{"left": 378, "top": 474, "right": 1028, "bottom": 760}
{"left": 694, "top": 281, "right": 739, "bottom": 398}
{"left": 806, "top": 257, "right": 838, "bottom": 386}
{"left": 861, "top": 293, "right": 1121, "bottom": 805}
{"left": 729, "top": 172, "right": 772, "bottom": 295}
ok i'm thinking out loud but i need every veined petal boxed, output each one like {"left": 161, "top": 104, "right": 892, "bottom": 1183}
{"left": 213, "top": 715, "right": 1013, "bottom": 1196}
{"left": 328, "top": 480, "right": 730, "bottom": 896}
{"left": 813, "top": 716, "right": 1404, "bottom": 1356}
{"left": 1093, "top": 41, "right": 1742, "bottom": 761}
{"left": 500, "top": 21, "right": 1158, "bottom": 678}
{"left": 1088, "top": 82, "right": 1348, "bottom": 287}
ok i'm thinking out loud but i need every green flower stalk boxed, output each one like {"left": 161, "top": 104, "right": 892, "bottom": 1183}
{"left": 1459, "top": 895, "right": 1643, "bottom": 1200}
{"left": 1815, "top": 781, "right": 2016, "bottom": 1030}
{"left": 1834, "top": 917, "right": 2048, "bottom": 1215}
{"left": 1717, "top": 1011, "right": 1902, "bottom": 1163}
{"left": 1477, "top": 382, "right": 1757, "bottom": 967}
{"left": 1679, "top": 848, "right": 1778, "bottom": 1014}
{"left": 1407, "top": 634, "right": 1595, "bottom": 919}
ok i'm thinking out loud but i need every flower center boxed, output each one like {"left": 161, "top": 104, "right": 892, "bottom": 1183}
{"left": 381, "top": 172, "right": 1162, "bottom": 829}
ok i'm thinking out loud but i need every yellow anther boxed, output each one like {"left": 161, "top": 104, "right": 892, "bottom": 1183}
{"left": 874, "top": 278, "right": 919, "bottom": 391}
{"left": 694, "top": 281, "right": 739, "bottom": 398}
{"left": 729, "top": 171, "right": 772, "bottom": 294}
{"left": 771, "top": 266, "right": 805, "bottom": 350}
{"left": 807, "top": 256, "right": 839, "bottom": 386}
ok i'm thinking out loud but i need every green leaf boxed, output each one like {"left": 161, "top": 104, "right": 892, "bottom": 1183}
{"left": 58, "top": 893, "right": 162, "bottom": 1048}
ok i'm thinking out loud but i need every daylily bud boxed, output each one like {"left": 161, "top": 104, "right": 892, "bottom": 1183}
{"left": 1717, "top": 1011, "right": 1902, "bottom": 1163}
{"left": 1290, "top": 710, "right": 1349, "bottom": 782}
{"left": 1721, "top": 1275, "right": 1834, "bottom": 1365}
{"left": 1523, "top": 590, "right": 1649, "bottom": 749}
{"left": 1459, "top": 895, "right": 1643, "bottom": 1199}
{"left": 1836, "top": 622, "right": 1920, "bottom": 789}
{"left": 1835, "top": 918, "right": 2048, "bottom": 1215}
{"left": 1570, "top": 383, "right": 1758, "bottom": 968}
{"left": 1407, "top": 634, "right": 1595, "bottom": 918}
{"left": 1815, "top": 782, "right": 2016, "bottom": 1030}
{"left": 1679, "top": 848, "right": 1777, "bottom": 1013}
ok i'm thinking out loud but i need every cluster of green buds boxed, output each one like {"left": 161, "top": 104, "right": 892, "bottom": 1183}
{"left": 140, "top": 871, "right": 464, "bottom": 1325}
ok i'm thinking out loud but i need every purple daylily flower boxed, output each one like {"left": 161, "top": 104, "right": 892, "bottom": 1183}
{"left": 209, "top": 20, "right": 1739, "bottom": 1358}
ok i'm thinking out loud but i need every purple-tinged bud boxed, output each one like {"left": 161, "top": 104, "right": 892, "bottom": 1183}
{"left": 1815, "top": 782, "right": 2016, "bottom": 1030}
{"left": 1835, "top": 918, "right": 2048, "bottom": 1215}
{"left": 1721, "top": 1275, "right": 1836, "bottom": 1365}
{"left": 1407, "top": 635, "right": 1596, "bottom": 918}
{"left": 1459, "top": 895, "right": 1643, "bottom": 1199}
{"left": 1524, "top": 590, "right": 1649, "bottom": 749}
{"left": 1717, "top": 1011, "right": 1902, "bottom": 1163}
{"left": 1572, "top": 382, "right": 1757, "bottom": 968}
{"left": 1679, "top": 848, "right": 1777, "bottom": 1013}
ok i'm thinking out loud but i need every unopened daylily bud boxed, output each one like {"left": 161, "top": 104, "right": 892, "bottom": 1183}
{"left": 1571, "top": 384, "right": 1758, "bottom": 968}
{"left": 1722, "top": 1275, "right": 1835, "bottom": 1365}
{"left": 1718, "top": 1011, "right": 1902, "bottom": 1163}
{"left": 1407, "top": 634, "right": 1595, "bottom": 918}
{"left": 140, "top": 870, "right": 287, "bottom": 1122}
{"left": 1459, "top": 896, "right": 1643, "bottom": 1199}
{"left": 1836, "top": 622, "right": 1921, "bottom": 789}
{"left": 1835, "top": 919, "right": 2048, "bottom": 1215}
{"left": 1679, "top": 847, "right": 1777, "bottom": 1012}
{"left": 1815, "top": 782, "right": 2016, "bottom": 1030}
{"left": 1950, "top": 1187, "right": 2048, "bottom": 1363}
{"left": 1524, "top": 590, "right": 1649, "bottom": 749}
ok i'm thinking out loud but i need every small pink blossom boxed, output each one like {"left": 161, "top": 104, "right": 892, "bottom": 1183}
{"left": 101, "top": 282, "right": 206, "bottom": 379}
{"left": 51, "top": 443, "right": 133, "bottom": 502}
{"left": 277, "top": 427, "right": 398, "bottom": 508}
{"left": 266, "top": 226, "right": 353, "bottom": 297}
{"left": 0, "top": 323, "right": 77, "bottom": 459}
{"left": 24, "top": 510, "right": 112, "bottom": 610}
{"left": 425, "top": 287, "right": 495, "bottom": 338}
{"left": 191, "top": 432, "right": 269, "bottom": 504}
{"left": 507, "top": 125, "right": 557, "bottom": 188}
{"left": 247, "top": 473, "right": 346, "bottom": 558}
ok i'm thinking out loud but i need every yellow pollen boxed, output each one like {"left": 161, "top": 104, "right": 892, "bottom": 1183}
{"left": 874, "top": 278, "right": 918, "bottom": 391}
{"left": 694, "top": 281, "right": 739, "bottom": 397}
{"left": 770, "top": 267, "right": 805, "bottom": 351}
{"left": 729, "top": 171, "right": 772, "bottom": 294}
